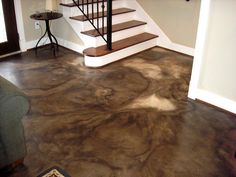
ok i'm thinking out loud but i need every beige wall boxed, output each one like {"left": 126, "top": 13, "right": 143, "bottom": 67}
{"left": 20, "top": 0, "right": 83, "bottom": 44}
{"left": 198, "top": 0, "right": 236, "bottom": 101}
{"left": 20, "top": 0, "right": 46, "bottom": 42}
{"left": 137, "top": 0, "right": 201, "bottom": 48}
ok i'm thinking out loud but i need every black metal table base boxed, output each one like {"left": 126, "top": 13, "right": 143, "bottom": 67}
{"left": 35, "top": 20, "right": 59, "bottom": 55}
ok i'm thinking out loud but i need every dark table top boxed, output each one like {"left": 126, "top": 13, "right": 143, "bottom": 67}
{"left": 30, "top": 12, "right": 63, "bottom": 21}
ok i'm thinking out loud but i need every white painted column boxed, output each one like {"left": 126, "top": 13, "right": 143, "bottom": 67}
{"left": 14, "top": 0, "right": 27, "bottom": 52}
{"left": 188, "top": 0, "right": 211, "bottom": 99}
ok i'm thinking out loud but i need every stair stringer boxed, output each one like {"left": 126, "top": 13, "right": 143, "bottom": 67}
{"left": 125, "top": 0, "right": 195, "bottom": 56}
{"left": 123, "top": 0, "right": 171, "bottom": 46}
{"left": 60, "top": 4, "right": 94, "bottom": 49}
{"left": 59, "top": 0, "right": 164, "bottom": 67}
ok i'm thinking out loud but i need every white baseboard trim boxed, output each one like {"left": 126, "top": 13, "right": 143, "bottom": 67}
{"left": 0, "top": 51, "right": 21, "bottom": 59}
{"left": 24, "top": 37, "right": 50, "bottom": 50}
{"left": 0, "top": 38, "right": 50, "bottom": 58}
{"left": 157, "top": 40, "right": 195, "bottom": 56}
{"left": 23, "top": 37, "right": 84, "bottom": 55}
{"left": 57, "top": 37, "right": 85, "bottom": 54}
{"left": 24, "top": 39, "right": 194, "bottom": 58}
{"left": 195, "top": 89, "right": 236, "bottom": 114}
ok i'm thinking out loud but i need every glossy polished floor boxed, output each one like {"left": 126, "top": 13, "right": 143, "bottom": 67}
{"left": 0, "top": 47, "right": 236, "bottom": 177}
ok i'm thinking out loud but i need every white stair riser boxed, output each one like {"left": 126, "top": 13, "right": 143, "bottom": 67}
{"left": 62, "top": 7, "right": 136, "bottom": 32}
{"left": 84, "top": 38, "right": 158, "bottom": 67}
{"left": 81, "top": 12, "right": 136, "bottom": 31}
{"left": 61, "top": 7, "right": 136, "bottom": 32}
{"left": 82, "top": 24, "right": 146, "bottom": 47}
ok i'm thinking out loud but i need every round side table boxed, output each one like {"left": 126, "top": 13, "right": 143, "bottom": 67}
{"left": 30, "top": 12, "right": 63, "bottom": 53}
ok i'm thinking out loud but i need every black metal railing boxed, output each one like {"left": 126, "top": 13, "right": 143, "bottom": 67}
{"left": 72, "top": 0, "right": 112, "bottom": 50}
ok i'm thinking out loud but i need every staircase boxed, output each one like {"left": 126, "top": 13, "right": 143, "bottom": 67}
{"left": 60, "top": 0, "right": 159, "bottom": 67}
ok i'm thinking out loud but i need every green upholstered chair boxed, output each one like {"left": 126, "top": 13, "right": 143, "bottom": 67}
{"left": 0, "top": 76, "right": 30, "bottom": 169}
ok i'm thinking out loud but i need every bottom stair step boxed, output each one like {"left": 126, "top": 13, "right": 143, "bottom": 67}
{"left": 83, "top": 33, "right": 158, "bottom": 57}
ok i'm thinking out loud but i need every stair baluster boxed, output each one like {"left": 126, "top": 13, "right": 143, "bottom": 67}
{"left": 107, "top": 0, "right": 112, "bottom": 50}
{"left": 72, "top": 0, "right": 112, "bottom": 50}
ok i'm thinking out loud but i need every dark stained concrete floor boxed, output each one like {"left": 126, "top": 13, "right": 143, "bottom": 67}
{"left": 0, "top": 47, "right": 236, "bottom": 177}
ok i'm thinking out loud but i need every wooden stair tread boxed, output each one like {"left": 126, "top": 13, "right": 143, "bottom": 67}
{"left": 60, "top": 0, "right": 109, "bottom": 7}
{"left": 70, "top": 8, "right": 136, "bottom": 21}
{"left": 81, "top": 20, "right": 147, "bottom": 37}
{"left": 83, "top": 33, "right": 158, "bottom": 57}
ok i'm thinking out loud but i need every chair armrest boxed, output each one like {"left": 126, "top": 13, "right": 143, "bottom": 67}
{"left": 0, "top": 77, "right": 29, "bottom": 168}
{"left": 0, "top": 77, "right": 30, "bottom": 121}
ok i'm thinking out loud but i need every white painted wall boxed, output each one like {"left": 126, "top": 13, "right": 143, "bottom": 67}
{"left": 189, "top": 0, "right": 236, "bottom": 113}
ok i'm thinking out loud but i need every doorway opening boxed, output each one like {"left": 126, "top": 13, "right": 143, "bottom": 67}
{"left": 0, "top": 0, "right": 7, "bottom": 43}
{"left": 0, "top": 0, "right": 19, "bottom": 56}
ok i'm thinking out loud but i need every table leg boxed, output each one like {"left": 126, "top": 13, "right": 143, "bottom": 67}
{"left": 35, "top": 19, "right": 59, "bottom": 55}
{"left": 45, "top": 20, "right": 53, "bottom": 47}
{"left": 35, "top": 30, "right": 47, "bottom": 52}
{"left": 50, "top": 33, "right": 59, "bottom": 50}
{"left": 46, "top": 20, "right": 59, "bottom": 53}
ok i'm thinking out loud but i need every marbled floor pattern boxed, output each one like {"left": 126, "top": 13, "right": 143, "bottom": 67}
{"left": 0, "top": 47, "right": 236, "bottom": 177}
